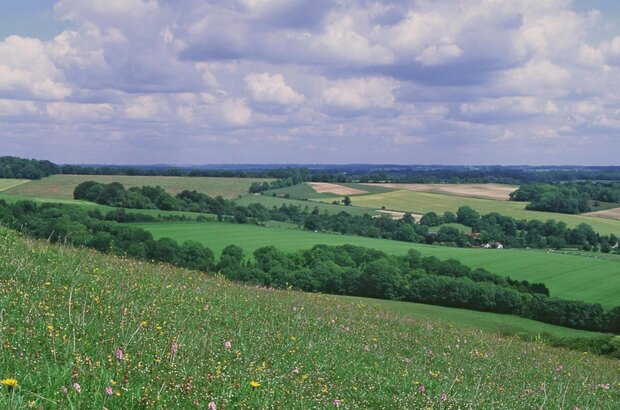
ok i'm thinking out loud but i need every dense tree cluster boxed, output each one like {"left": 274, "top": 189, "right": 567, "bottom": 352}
{"left": 510, "top": 182, "right": 620, "bottom": 214}
{"left": 0, "top": 156, "right": 59, "bottom": 179}
{"left": 218, "top": 244, "right": 618, "bottom": 333}
{"left": 248, "top": 169, "right": 311, "bottom": 193}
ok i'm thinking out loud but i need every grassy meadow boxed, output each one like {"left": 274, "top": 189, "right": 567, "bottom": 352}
{"left": 133, "top": 222, "right": 620, "bottom": 307}
{"left": 2, "top": 174, "right": 273, "bottom": 200}
{"left": 329, "top": 189, "right": 620, "bottom": 235}
{"left": 0, "top": 179, "right": 30, "bottom": 192}
{"left": 0, "top": 228, "right": 618, "bottom": 409}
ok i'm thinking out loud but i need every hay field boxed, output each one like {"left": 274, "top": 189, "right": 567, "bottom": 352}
{"left": 0, "top": 178, "right": 30, "bottom": 191}
{"left": 2, "top": 174, "right": 273, "bottom": 200}
{"left": 362, "top": 183, "right": 518, "bottom": 200}
{"left": 308, "top": 182, "right": 368, "bottom": 195}
{"left": 339, "top": 190, "right": 620, "bottom": 235}
{"left": 584, "top": 207, "right": 620, "bottom": 221}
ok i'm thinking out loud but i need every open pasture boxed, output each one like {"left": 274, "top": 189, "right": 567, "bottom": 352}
{"left": 133, "top": 222, "right": 620, "bottom": 307}
{"left": 0, "top": 179, "right": 30, "bottom": 192}
{"left": 1, "top": 228, "right": 618, "bottom": 408}
{"left": 361, "top": 183, "right": 518, "bottom": 200}
{"left": 336, "top": 189, "right": 620, "bottom": 235}
{"left": 2, "top": 174, "right": 273, "bottom": 200}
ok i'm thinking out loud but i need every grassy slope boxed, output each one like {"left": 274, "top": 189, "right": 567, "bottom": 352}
{"left": 0, "top": 193, "right": 214, "bottom": 221}
{"left": 235, "top": 194, "right": 376, "bottom": 216}
{"left": 0, "top": 228, "right": 618, "bottom": 409}
{"left": 333, "top": 190, "right": 620, "bottom": 235}
{"left": 133, "top": 222, "right": 620, "bottom": 307}
{"left": 0, "top": 179, "right": 30, "bottom": 191}
{"left": 3, "top": 174, "right": 274, "bottom": 200}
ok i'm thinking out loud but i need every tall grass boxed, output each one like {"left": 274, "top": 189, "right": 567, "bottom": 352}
{"left": 0, "top": 228, "right": 618, "bottom": 408}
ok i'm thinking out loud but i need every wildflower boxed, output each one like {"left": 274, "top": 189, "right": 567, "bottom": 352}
{"left": 224, "top": 341, "right": 232, "bottom": 350}
{"left": 598, "top": 383, "right": 610, "bottom": 390}
{"left": 105, "top": 386, "right": 113, "bottom": 396}
{"left": 292, "top": 367, "right": 300, "bottom": 374}
{"left": 171, "top": 341, "right": 179, "bottom": 354}
{"left": 555, "top": 364, "right": 563, "bottom": 372}
{"left": 418, "top": 384, "right": 425, "bottom": 393}
{"left": 73, "top": 383, "right": 81, "bottom": 393}
{"left": 250, "top": 380, "right": 261, "bottom": 388}
{"left": 60, "top": 386, "right": 68, "bottom": 394}
{"left": 208, "top": 402, "right": 217, "bottom": 410}
{"left": 1, "top": 378, "right": 18, "bottom": 392}
{"left": 441, "top": 392, "right": 447, "bottom": 402}
{"left": 333, "top": 399, "right": 342, "bottom": 407}
{"left": 116, "top": 348, "right": 124, "bottom": 361}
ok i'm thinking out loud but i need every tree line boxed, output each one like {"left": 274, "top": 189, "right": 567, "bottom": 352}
{"left": 510, "top": 182, "right": 620, "bottom": 214}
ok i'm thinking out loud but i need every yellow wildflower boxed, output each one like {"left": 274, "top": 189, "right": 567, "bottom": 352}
{"left": 1, "top": 378, "right": 18, "bottom": 390}
{"left": 250, "top": 380, "right": 261, "bottom": 388}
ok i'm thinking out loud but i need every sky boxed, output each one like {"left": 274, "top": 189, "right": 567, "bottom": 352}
{"left": 1, "top": 1, "right": 620, "bottom": 165}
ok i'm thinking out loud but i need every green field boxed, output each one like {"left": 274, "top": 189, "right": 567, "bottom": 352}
{"left": 2, "top": 174, "right": 273, "bottom": 200}
{"left": 133, "top": 222, "right": 620, "bottom": 307}
{"left": 0, "top": 178, "right": 30, "bottom": 191}
{"left": 1, "top": 228, "right": 618, "bottom": 408}
{"left": 235, "top": 193, "right": 377, "bottom": 216}
{"left": 329, "top": 189, "right": 620, "bottom": 235}
{"left": 333, "top": 295, "right": 607, "bottom": 340}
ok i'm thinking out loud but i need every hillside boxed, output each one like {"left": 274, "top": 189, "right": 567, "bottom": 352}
{"left": 0, "top": 228, "right": 618, "bottom": 408}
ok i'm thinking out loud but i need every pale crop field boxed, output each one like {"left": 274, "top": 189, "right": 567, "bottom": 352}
{"left": 2, "top": 174, "right": 273, "bottom": 200}
{"left": 361, "top": 183, "right": 518, "bottom": 200}
{"left": 332, "top": 189, "right": 620, "bottom": 235}
{"left": 0, "top": 178, "right": 30, "bottom": 192}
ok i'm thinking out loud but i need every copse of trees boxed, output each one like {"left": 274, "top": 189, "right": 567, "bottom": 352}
{"left": 0, "top": 156, "right": 59, "bottom": 179}
{"left": 510, "top": 182, "right": 620, "bottom": 214}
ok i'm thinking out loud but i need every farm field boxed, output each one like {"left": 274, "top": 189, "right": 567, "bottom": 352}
{"left": 360, "top": 182, "right": 518, "bottom": 200}
{"left": 235, "top": 193, "right": 376, "bottom": 216}
{"left": 308, "top": 182, "right": 368, "bottom": 195}
{"left": 585, "top": 206, "right": 620, "bottom": 221}
{"left": 133, "top": 222, "right": 620, "bottom": 307}
{"left": 2, "top": 174, "right": 273, "bottom": 200}
{"left": 1, "top": 227, "right": 618, "bottom": 408}
{"left": 0, "top": 178, "right": 30, "bottom": 191}
{"left": 332, "top": 189, "right": 620, "bottom": 235}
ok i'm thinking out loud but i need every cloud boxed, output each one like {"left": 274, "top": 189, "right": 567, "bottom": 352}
{"left": 322, "top": 77, "right": 398, "bottom": 111}
{"left": 245, "top": 72, "right": 304, "bottom": 105}
{"left": 1, "top": 0, "right": 620, "bottom": 164}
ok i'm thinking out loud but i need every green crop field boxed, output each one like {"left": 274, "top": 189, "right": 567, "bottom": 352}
{"left": 2, "top": 174, "right": 273, "bottom": 200}
{"left": 329, "top": 189, "right": 620, "bottom": 235}
{"left": 133, "top": 222, "right": 620, "bottom": 307}
{"left": 0, "top": 179, "right": 30, "bottom": 192}
{"left": 235, "top": 193, "right": 377, "bottom": 216}
{"left": 1, "top": 227, "right": 618, "bottom": 408}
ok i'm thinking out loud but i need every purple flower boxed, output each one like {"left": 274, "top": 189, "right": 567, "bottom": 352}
{"left": 171, "top": 341, "right": 179, "bottom": 354}
{"left": 105, "top": 386, "right": 113, "bottom": 396}
{"left": 73, "top": 383, "right": 81, "bottom": 393}
{"left": 60, "top": 386, "right": 68, "bottom": 394}
{"left": 115, "top": 348, "right": 123, "bottom": 361}
{"left": 208, "top": 402, "right": 217, "bottom": 410}
{"left": 441, "top": 392, "right": 447, "bottom": 401}
{"left": 418, "top": 384, "right": 425, "bottom": 393}
{"left": 333, "top": 399, "right": 342, "bottom": 407}
{"left": 224, "top": 341, "right": 232, "bottom": 350}
{"left": 555, "top": 364, "right": 564, "bottom": 372}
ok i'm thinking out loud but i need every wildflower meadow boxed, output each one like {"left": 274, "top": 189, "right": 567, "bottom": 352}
{"left": 0, "top": 227, "right": 618, "bottom": 408}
